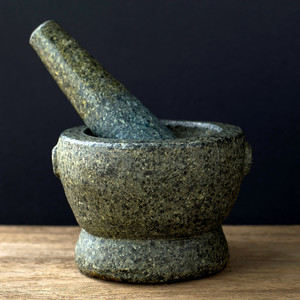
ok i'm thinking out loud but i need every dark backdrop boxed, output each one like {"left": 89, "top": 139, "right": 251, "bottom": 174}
{"left": 0, "top": 0, "right": 299, "bottom": 225}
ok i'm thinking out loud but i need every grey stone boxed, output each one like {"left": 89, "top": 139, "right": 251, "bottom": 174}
{"left": 30, "top": 20, "right": 252, "bottom": 284}
{"left": 30, "top": 20, "right": 175, "bottom": 140}
{"left": 52, "top": 120, "right": 252, "bottom": 283}
{"left": 75, "top": 227, "right": 229, "bottom": 283}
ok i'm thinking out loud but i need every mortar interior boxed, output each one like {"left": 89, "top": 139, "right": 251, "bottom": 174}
{"left": 60, "top": 120, "right": 243, "bottom": 152}
{"left": 83, "top": 120, "right": 223, "bottom": 140}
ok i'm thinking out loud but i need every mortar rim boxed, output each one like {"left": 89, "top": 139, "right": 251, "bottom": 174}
{"left": 59, "top": 120, "right": 244, "bottom": 149}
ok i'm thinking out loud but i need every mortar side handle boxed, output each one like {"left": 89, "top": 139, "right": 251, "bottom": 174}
{"left": 52, "top": 145, "right": 60, "bottom": 178}
{"left": 243, "top": 141, "right": 252, "bottom": 177}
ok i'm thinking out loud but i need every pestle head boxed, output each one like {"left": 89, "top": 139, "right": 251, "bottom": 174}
{"left": 29, "top": 20, "right": 175, "bottom": 140}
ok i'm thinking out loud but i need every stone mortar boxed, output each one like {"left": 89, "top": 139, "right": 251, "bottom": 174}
{"left": 52, "top": 120, "right": 252, "bottom": 283}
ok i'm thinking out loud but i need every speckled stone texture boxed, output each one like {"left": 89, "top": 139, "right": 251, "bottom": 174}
{"left": 29, "top": 20, "right": 175, "bottom": 140}
{"left": 75, "top": 227, "right": 229, "bottom": 283}
{"left": 52, "top": 120, "right": 252, "bottom": 283}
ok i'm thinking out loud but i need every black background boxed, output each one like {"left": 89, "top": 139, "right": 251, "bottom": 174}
{"left": 0, "top": 0, "right": 299, "bottom": 225}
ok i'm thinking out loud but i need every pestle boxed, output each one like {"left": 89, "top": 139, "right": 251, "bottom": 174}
{"left": 30, "top": 20, "right": 175, "bottom": 140}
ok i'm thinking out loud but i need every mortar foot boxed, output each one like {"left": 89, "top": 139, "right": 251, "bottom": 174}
{"left": 75, "top": 227, "right": 229, "bottom": 284}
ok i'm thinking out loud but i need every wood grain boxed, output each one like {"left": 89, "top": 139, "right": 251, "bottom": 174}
{"left": 0, "top": 226, "right": 299, "bottom": 299}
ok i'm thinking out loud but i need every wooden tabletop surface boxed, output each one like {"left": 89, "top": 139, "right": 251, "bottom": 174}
{"left": 0, "top": 225, "right": 299, "bottom": 299}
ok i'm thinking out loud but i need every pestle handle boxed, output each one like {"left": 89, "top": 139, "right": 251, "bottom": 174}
{"left": 30, "top": 20, "right": 175, "bottom": 140}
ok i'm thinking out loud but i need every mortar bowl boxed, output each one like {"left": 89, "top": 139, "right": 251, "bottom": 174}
{"left": 52, "top": 120, "right": 252, "bottom": 283}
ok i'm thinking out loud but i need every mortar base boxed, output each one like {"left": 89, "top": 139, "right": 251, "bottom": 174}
{"left": 75, "top": 227, "right": 229, "bottom": 284}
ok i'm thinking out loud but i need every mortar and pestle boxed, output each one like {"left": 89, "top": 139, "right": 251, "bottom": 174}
{"left": 30, "top": 20, "right": 252, "bottom": 283}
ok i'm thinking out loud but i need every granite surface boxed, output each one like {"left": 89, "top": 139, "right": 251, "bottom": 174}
{"left": 53, "top": 121, "right": 251, "bottom": 239}
{"left": 75, "top": 227, "right": 229, "bottom": 283}
{"left": 31, "top": 20, "right": 252, "bottom": 284}
{"left": 52, "top": 120, "right": 252, "bottom": 283}
{"left": 30, "top": 20, "right": 175, "bottom": 140}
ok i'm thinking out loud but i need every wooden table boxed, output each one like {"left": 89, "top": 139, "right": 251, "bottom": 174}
{"left": 0, "top": 226, "right": 299, "bottom": 299}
